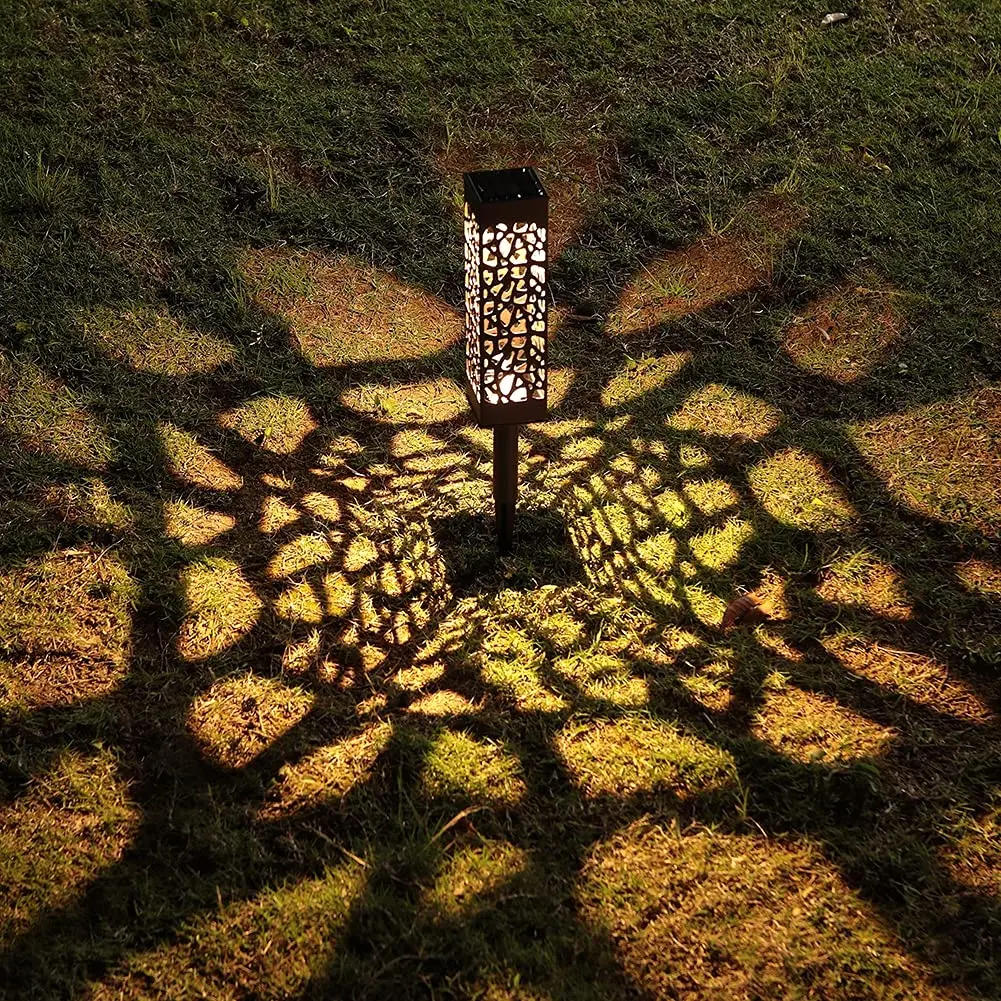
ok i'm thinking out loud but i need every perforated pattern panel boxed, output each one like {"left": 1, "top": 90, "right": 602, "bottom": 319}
{"left": 479, "top": 221, "right": 547, "bottom": 405}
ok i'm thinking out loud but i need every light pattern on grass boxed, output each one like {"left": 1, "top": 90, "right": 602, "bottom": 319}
{"left": 0, "top": 354, "right": 114, "bottom": 469}
{"left": 5, "top": 191, "right": 1001, "bottom": 1001}
{"left": 82, "top": 307, "right": 236, "bottom": 375}
{"left": 578, "top": 823, "right": 950, "bottom": 999}
{"left": 187, "top": 674, "right": 315, "bottom": 770}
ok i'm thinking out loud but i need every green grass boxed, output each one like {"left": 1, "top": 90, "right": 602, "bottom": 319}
{"left": 2, "top": 1, "right": 1001, "bottom": 998}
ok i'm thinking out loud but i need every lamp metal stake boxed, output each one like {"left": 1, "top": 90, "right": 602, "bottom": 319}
{"left": 493, "top": 424, "right": 519, "bottom": 555}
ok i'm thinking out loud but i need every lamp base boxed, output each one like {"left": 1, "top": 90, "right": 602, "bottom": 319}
{"left": 493, "top": 425, "right": 519, "bottom": 554}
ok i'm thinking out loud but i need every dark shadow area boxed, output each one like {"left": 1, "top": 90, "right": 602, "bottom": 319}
{"left": 431, "top": 508, "right": 586, "bottom": 595}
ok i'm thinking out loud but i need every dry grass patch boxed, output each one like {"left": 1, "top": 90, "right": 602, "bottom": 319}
{"left": 782, "top": 285, "right": 904, "bottom": 383}
{"left": 407, "top": 689, "right": 479, "bottom": 717}
{"left": 669, "top": 384, "right": 782, "bottom": 439}
{"left": 164, "top": 500, "right": 236, "bottom": 547}
{"left": 556, "top": 718, "right": 734, "bottom": 800}
{"left": 259, "top": 494, "right": 301, "bottom": 534}
{"left": 220, "top": 394, "right": 317, "bottom": 454}
{"left": 0, "top": 750, "right": 139, "bottom": 948}
{"left": 82, "top": 307, "right": 235, "bottom": 375}
{"left": 0, "top": 549, "right": 135, "bottom": 672}
{"left": 578, "top": 822, "right": 954, "bottom": 1000}
{"left": 177, "top": 557, "right": 262, "bottom": 661}
{"left": 824, "top": 635, "right": 996, "bottom": 724}
{"left": 752, "top": 686, "right": 897, "bottom": 763}
{"left": 849, "top": 387, "right": 1001, "bottom": 539}
{"left": 38, "top": 478, "right": 132, "bottom": 530}
{"left": 0, "top": 353, "right": 113, "bottom": 469}
{"left": 274, "top": 571, "right": 356, "bottom": 625}
{"left": 242, "top": 248, "right": 461, "bottom": 365}
{"left": 89, "top": 861, "right": 366, "bottom": 1001}
{"left": 816, "top": 550, "right": 912, "bottom": 621}
{"left": 748, "top": 448, "right": 857, "bottom": 532}
{"left": 260, "top": 722, "right": 392, "bottom": 819}
{"left": 187, "top": 674, "right": 315, "bottom": 770}
{"left": 158, "top": 422, "right": 242, "bottom": 492}
{"left": 956, "top": 559, "right": 1001, "bottom": 597}
{"left": 608, "top": 196, "right": 804, "bottom": 336}
{"left": 688, "top": 517, "right": 755, "bottom": 572}
{"left": 268, "top": 533, "right": 336, "bottom": 579}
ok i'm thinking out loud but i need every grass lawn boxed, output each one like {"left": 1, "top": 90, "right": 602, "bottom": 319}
{"left": 3, "top": 1, "right": 1001, "bottom": 998}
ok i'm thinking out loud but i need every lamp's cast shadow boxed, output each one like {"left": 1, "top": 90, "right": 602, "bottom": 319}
{"left": 430, "top": 509, "right": 585, "bottom": 595}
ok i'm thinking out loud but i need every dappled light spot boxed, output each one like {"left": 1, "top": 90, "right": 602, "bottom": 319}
{"left": 220, "top": 394, "right": 317, "bottom": 454}
{"left": 680, "top": 581, "right": 728, "bottom": 629}
{"left": 601, "top": 352, "right": 691, "bottom": 407}
{"left": 158, "top": 422, "right": 242, "bottom": 491}
{"left": 817, "top": 551, "right": 912, "bottom": 621}
{"left": 425, "top": 841, "right": 529, "bottom": 918}
{"left": 89, "top": 861, "right": 366, "bottom": 1001}
{"left": 187, "top": 674, "right": 314, "bottom": 770}
{"left": 420, "top": 730, "right": 525, "bottom": 806}
{"left": 407, "top": 690, "right": 478, "bottom": 717}
{"left": 0, "top": 750, "right": 139, "bottom": 948}
{"left": 560, "top": 435, "right": 605, "bottom": 461}
{"left": 824, "top": 635, "right": 995, "bottom": 723}
{"left": 480, "top": 632, "right": 567, "bottom": 712}
{"left": 752, "top": 686, "right": 897, "bottom": 763}
{"left": 259, "top": 494, "right": 300, "bottom": 534}
{"left": 634, "top": 529, "right": 679, "bottom": 573}
{"left": 242, "top": 248, "right": 461, "bottom": 365}
{"left": 578, "top": 823, "right": 946, "bottom": 999}
{"left": 164, "top": 500, "right": 235, "bottom": 547}
{"left": 274, "top": 571, "right": 356, "bottom": 625}
{"left": 748, "top": 448, "right": 857, "bottom": 532}
{"left": 532, "top": 418, "right": 593, "bottom": 440}
{"left": 391, "top": 428, "right": 447, "bottom": 459}
{"left": 956, "top": 559, "right": 1001, "bottom": 597}
{"left": 938, "top": 808, "right": 1001, "bottom": 898}
{"left": 268, "top": 534, "right": 336, "bottom": 579}
{"left": 0, "top": 549, "right": 135, "bottom": 667}
{"left": 850, "top": 387, "right": 1001, "bottom": 538}
{"left": 782, "top": 285, "right": 904, "bottom": 383}
{"left": 259, "top": 722, "right": 393, "bottom": 820}
{"left": 679, "top": 659, "right": 735, "bottom": 713}
{"left": 341, "top": 378, "right": 466, "bottom": 424}
{"left": 39, "top": 478, "right": 132, "bottom": 530}
{"left": 0, "top": 354, "right": 114, "bottom": 469}
{"left": 344, "top": 536, "right": 379, "bottom": 572}
{"left": 682, "top": 477, "right": 740, "bottom": 516}
{"left": 300, "top": 490, "right": 341, "bottom": 524}
{"left": 688, "top": 517, "right": 754, "bottom": 571}
{"left": 177, "top": 558, "right": 261, "bottom": 661}
{"left": 680, "top": 443, "right": 713, "bottom": 468}
{"left": 547, "top": 367, "right": 575, "bottom": 409}
{"left": 556, "top": 718, "right": 734, "bottom": 799}
{"left": 392, "top": 661, "right": 446, "bottom": 691}
{"left": 82, "top": 306, "right": 235, "bottom": 375}
{"left": 669, "top": 384, "right": 782, "bottom": 439}
{"left": 553, "top": 652, "right": 649, "bottom": 707}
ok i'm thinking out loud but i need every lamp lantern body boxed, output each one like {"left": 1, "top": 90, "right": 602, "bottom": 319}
{"left": 463, "top": 167, "right": 549, "bottom": 427}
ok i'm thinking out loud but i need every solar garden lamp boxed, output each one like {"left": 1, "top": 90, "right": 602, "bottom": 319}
{"left": 463, "top": 167, "right": 549, "bottom": 554}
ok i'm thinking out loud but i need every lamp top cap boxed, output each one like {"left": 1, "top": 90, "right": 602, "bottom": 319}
{"left": 464, "top": 166, "right": 546, "bottom": 205}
